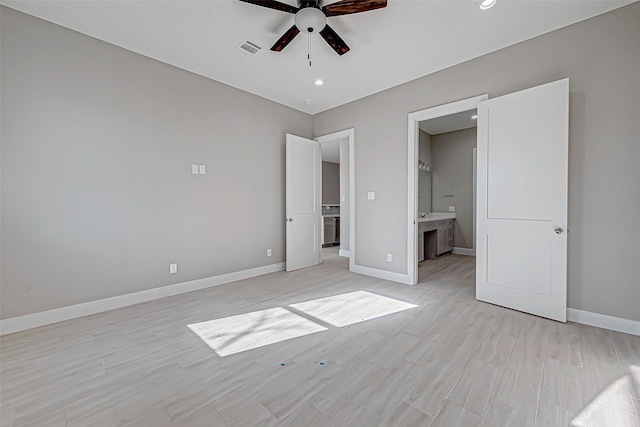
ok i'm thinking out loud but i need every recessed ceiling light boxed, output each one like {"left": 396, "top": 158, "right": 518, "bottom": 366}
{"left": 314, "top": 79, "right": 324, "bottom": 86}
{"left": 479, "top": 0, "right": 496, "bottom": 10}
{"left": 304, "top": 99, "right": 313, "bottom": 104}
{"left": 471, "top": 114, "right": 478, "bottom": 120}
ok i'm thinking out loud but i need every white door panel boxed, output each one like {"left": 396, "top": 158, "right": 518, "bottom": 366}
{"left": 487, "top": 97, "right": 557, "bottom": 221}
{"left": 288, "top": 142, "right": 316, "bottom": 213}
{"left": 290, "top": 219, "right": 317, "bottom": 259}
{"left": 486, "top": 221, "right": 551, "bottom": 295}
{"left": 477, "top": 79, "right": 569, "bottom": 322}
{"left": 286, "top": 134, "right": 321, "bottom": 272}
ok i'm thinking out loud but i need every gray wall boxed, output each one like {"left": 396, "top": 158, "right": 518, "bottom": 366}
{"left": 314, "top": 3, "right": 640, "bottom": 321}
{"left": 322, "top": 161, "right": 340, "bottom": 205}
{"left": 0, "top": 8, "right": 312, "bottom": 318}
{"left": 431, "top": 128, "right": 476, "bottom": 249}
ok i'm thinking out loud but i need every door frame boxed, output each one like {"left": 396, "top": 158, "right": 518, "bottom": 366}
{"left": 315, "top": 128, "right": 355, "bottom": 272}
{"left": 407, "top": 95, "right": 488, "bottom": 285}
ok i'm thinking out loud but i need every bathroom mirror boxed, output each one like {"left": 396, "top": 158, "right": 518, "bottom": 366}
{"left": 418, "top": 169, "right": 432, "bottom": 214}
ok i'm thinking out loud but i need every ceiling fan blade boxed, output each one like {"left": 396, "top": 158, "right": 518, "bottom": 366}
{"left": 319, "top": 24, "right": 350, "bottom": 56}
{"left": 238, "top": 0, "right": 299, "bottom": 14}
{"left": 271, "top": 25, "right": 301, "bottom": 51}
{"left": 322, "top": 0, "right": 387, "bottom": 17}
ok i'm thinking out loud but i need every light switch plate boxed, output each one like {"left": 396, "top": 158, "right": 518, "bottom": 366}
{"left": 367, "top": 191, "right": 375, "bottom": 200}
{"left": 449, "top": 205, "right": 455, "bottom": 212}
{"left": 341, "top": 195, "right": 346, "bottom": 202}
{"left": 198, "top": 165, "right": 206, "bottom": 175}
{"left": 266, "top": 249, "right": 272, "bottom": 257}
{"left": 169, "top": 263, "right": 178, "bottom": 274}
{"left": 191, "top": 165, "right": 199, "bottom": 174}
{"left": 386, "top": 253, "right": 393, "bottom": 262}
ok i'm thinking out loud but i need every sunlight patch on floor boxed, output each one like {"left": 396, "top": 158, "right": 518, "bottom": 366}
{"left": 630, "top": 365, "right": 639, "bottom": 397}
{"left": 571, "top": 368, "right": 640, "bottom": 426}
{"left": 289, "top": 290, "right": 418, "bottom": 327}
{"left": 188, "top": 307, "right": 327, "bottom": 357}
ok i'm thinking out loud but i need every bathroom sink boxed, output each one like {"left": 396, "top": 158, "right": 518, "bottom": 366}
{"left": 417, "top": 212, "right": 455, "bottom": 222}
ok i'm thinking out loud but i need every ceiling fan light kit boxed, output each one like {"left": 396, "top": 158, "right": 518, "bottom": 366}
{"left": 295, "top": 7, "right": 326, "bottom": 33}
{"left": 479, "top": 0, "right": 497, "bottom": 10}
{"left": 238, "top": 0, "right": 388, "bottom": 56}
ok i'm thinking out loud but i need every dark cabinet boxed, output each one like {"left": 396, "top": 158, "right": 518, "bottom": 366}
{"left": 418, "top": 218, "right": 455, "bottom": 261}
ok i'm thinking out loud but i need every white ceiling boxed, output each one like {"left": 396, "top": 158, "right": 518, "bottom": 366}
{"left": 3, "top": 0, "right": 633, "bottom": 114}
{"left": 420, "top": 109, "right": 477, "bottom": 136}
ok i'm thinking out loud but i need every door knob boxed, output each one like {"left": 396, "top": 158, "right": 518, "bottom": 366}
{"left": 555, "top": 227, "right": 564, "bottom": 234}
{"left": 288, "top": 218, "right": 294, "bottom": 222}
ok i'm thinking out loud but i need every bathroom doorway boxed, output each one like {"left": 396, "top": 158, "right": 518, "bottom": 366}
{"left": 407, "top": 95, "right": 487, "bottom": 284}
{"left": 418, "top": 109, "right": 478, "bottom": 260}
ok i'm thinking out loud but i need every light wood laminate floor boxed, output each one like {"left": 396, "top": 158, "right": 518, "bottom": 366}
{"left": 1, "top": 250, "right": 639, "bottom": 426}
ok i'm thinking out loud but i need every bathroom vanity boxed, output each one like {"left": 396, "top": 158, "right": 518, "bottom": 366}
{"left": 417, "top": 213, "right": 455, "bottom": 261}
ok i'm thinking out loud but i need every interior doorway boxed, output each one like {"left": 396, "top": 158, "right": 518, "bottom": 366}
{"left": 319, "top": 139, "right": 342, "bottom": 261}
{"left": 407, "top": 95, "right": 488, "bottom": 285}
{"left": 417, "top": 109, "right": 478, "bottom": 261}
{"left": 315, "top": 129, "right": 355, "bottom": 270}
{"left": 407, "top": 80, "right": 568, "bottom": 322}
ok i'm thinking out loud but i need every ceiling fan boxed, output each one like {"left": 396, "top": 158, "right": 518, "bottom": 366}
{"left": 238, "top": 0, "right": 387, "bottom": 56}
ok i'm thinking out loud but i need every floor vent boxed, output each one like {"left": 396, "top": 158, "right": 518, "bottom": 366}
{"left": 237, "top": 39, "right": 262, "bottom": 55}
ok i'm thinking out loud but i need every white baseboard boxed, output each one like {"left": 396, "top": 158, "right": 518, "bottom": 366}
{"left": 350, "top": 264, "right": 412, "bottom": 285}
{"left": 0, "top": 262, "right": 286, "bottom": 336}
{"left": 7, "top": 262, "right": 635, "bottom": 337}
{"left": 339, "top": 250, "right": 350, "bottom": 257}
{"left": 453, "top": 247, "right": 476, "bottom": 256}
{"left": 567, "top": 308, "right": 639, "bottom": 336}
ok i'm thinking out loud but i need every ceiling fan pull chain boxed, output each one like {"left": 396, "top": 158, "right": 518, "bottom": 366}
{"left": 308, "top": 33, "right": 312, "bottom": 67}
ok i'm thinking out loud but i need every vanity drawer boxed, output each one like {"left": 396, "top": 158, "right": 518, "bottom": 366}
{"left": 433, "top": 219, "right": 454, "bottom": 229}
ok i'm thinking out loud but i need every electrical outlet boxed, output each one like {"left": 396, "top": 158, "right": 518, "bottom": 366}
{"left": 266, "top": 248, "right": 272, "bottom": 257}
{"left": 191, "top": 165, "right": 199, "bottom": 174}
{"left": 386, "top": 253, "right": 392, "bottom": 262}
{"left": 368, "top": 191, "right": 375, "bottom": 200}
{"left": 341, "top": 195, "right": 346, "bottom": 202}
{"left": 169, "top": 263, "right": 178, "bottom": 274}
{"left": 198, "top": 165, "right": 206, "bottom": 175}
{"left": 449, "top": 205, "right": 455, "bottom": 212}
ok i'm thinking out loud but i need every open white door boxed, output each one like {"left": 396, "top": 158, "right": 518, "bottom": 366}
{"left": 476, "top": 79, "right": 569, "bottom": 322}
{"left": 286, "top": 134, "right": 321, "bottom": 272}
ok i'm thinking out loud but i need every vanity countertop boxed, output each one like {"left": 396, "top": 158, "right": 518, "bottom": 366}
{"left": 417, "top": 212, "right": 456, "bottom": 222}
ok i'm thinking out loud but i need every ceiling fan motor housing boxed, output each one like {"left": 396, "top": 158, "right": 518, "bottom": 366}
{"left": 298, "top": 0, "right": 322, "bottom": 9}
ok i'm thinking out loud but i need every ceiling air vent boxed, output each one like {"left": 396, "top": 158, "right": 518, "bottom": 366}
{"left": 237, "top": 39, "right": 262, "bottom": 56}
